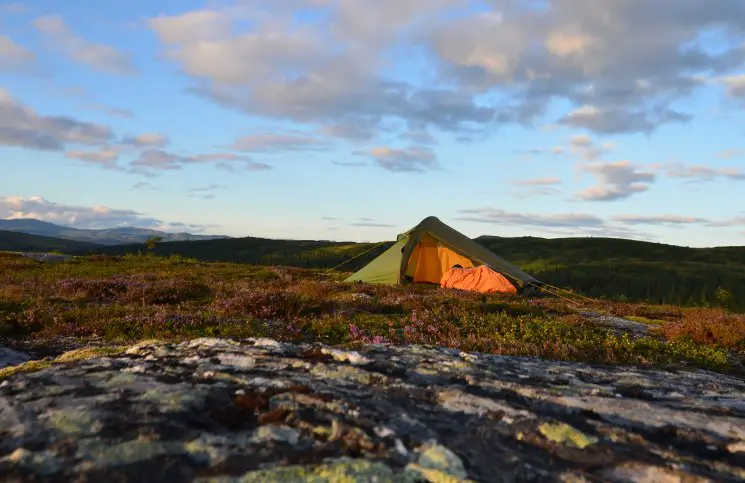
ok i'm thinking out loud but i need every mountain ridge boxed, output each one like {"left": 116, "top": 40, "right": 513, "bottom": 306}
{"left": 0, "top": 219, "right": 230, "bottom": 246}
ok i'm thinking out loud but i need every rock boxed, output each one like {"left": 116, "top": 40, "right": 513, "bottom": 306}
{"left": 0, "top": 346, "right": 30, "bottom": 369}
{"left": 0, "top": 338, "right": 744, "bottom": 482}
{"left": 538, "top": 422, "right": 599, "bottom": 449}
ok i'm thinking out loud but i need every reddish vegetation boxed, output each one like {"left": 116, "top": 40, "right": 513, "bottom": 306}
{"left": 0, "top": 253, "right": 740, "bottom": 372}
{"left": 662, "top": 308, "right": 745, "bottom": 350}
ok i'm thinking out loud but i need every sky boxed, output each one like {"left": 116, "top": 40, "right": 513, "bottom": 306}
{"left": 0, "top": 0, "right": 744, "bottom": 247}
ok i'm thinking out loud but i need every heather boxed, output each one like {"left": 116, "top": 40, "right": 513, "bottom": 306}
{"left": 0, "top": 252, "right": 740, "bottom": 373}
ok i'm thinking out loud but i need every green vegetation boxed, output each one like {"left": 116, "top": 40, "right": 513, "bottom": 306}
{"left": 3, "top": 227, "right": 744, "bottom": 311}
{"left": 66, "top": 234, "right": 745, "bottom": 310}
{"left": 1, "top": 252, "right": 742, "bottom": 375}
{"left": 0, "top": 230, "right": 100, "bottom": 253}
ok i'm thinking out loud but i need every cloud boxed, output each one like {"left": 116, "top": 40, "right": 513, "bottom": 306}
{"left": 0, "top": 195, "right": 162, "bottom": 229}
{"left": 229, "top": 132, "right": 330, "bottom": 153}
{"left": 332, "top": 160, "right": 367, "bottom": 167}
{"left": 148, "top": 4, "right": 497, "bottom": 138}
{"left": 514, "top": 146, "right": 565, "bottom": 160}
{"left": 402, "top": 130, "right": 437, "bottom": 145}
{"left": 568, "top": 134, "right": 615, "bottom": 161}
{"left": 65, "top": 146, "right": 121, "bottom": 168}
{"left": 356, "top": 146, "right": 438, "bottom": 172}
{"left": 661, "top": 163, "right": 745, "bottom": 181}
{"left": 84, "top": 103, "right": 134, "bottom": 119}
{"left": 350, "top": 221, "right": 395, "bottom": 228}
{"left": 187, "top": 184, "right": 224, "bottom": 200}
{"left": 514, "top": 178, "right": 562, "bottom": 187}
{"left": 576, "top": 161, "right": 656, "bottom": 201}
{"left": 33, "top": 14, "right": 138, "bottom": 76}
{"left": 715, "top": 149, "right": 744, "bottom": 159}
{"left": 129, "top": 149, "right": 268, "bottom": 174}
{"left": 0, "top": 35, "right": 36, "bottom": 72}
{"left": 613, "top": 215, "right": 710, "bottom": 225}
{"left": 147, "top": 2, "right": 745, "bottom": 137}
{"left": 721, "top": 74, "right": 745, "bottom": 99}
{"left": 427, "top": 1, "right": 743, "bottom": 133}
{"left": 706, "top": 216, "right": 745, "bottom": 228}
{"left": 122, "top": 133, "right": 169, "bottom": 148}
{"left": 0, "top": 88, "right": 113, "bottom": 150}
{"left": 458, "top": 208, "right": 605, "bottom": 229}
{"left": 0, "top": 3, "right": 27, "bottom": 13}
{"left": 559, "top": 105, "right": 691, "bottom": 134}
{"left": 317, "top": 121, "right": 378, "bottom": 141}
{"left": 131, "top": 182, "right": 156, "bottom": 191}
{"left": 130, "top": 149, "right": 183, "bottom": 171}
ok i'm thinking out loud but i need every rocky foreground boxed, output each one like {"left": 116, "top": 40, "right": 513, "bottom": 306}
{"left": 1, "top": 339, "right": 745, "bottom": 482}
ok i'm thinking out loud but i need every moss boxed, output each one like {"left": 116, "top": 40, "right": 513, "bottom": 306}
{"left": 0, "top": 346, "right": 123, "bottom": 380}
{"left": 0, "top": 359, "right": 53, "bottom": 380}
{"left": 538, "top": 422, "right": 599, "bottom": 449}
{"left": 227, "top": 458, "right": 408, "bottom": 482}
{"left": 56, "top": 346, "right": 124, "bottom": 362}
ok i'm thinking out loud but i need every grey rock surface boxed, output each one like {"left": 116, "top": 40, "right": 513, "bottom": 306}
{"left": 0, "top": 347, "right": 30, "bottom": 369}
{"left": 1, "top": 338, "right": 745, "bottom": 482}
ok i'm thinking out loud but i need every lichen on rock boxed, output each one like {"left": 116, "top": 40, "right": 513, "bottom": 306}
{"left": 0, "top": 338, "right": 744, "bottom": 482}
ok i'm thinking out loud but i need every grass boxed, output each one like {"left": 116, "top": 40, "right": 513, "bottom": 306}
{"left": 0, "top": 252, "right": 741, "bottom": 374}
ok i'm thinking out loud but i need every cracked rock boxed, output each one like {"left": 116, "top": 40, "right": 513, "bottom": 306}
{"left": 0, "top": 338, "right": 744, "bottom": 482}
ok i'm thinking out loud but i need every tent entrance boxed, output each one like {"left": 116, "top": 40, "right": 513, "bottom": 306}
{"left": 405, "top": 234, "right": 476, "bottom": 284}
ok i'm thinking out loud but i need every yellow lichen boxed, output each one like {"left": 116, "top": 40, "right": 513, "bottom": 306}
{"left": 56, "top": 346, "right": 123, "bottom": 362}
{"left": 224, "top": 458, "right": 407, "bottom": 482}
{"left": 539, "top": 422, "right": 599, "bottom": 449}
{"left": 0, "top": 360, "right": 52, "bottom": 380}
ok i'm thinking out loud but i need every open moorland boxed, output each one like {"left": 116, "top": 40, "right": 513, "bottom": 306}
{"left": 2, "top": 252, "right": 743, "bottom": 376}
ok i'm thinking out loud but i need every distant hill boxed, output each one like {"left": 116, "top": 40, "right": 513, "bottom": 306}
{"left": 0, "top": 219, "right": 230, "bottom": 246}
{"left": 85, "top": 234, "right": 745, "bottom": 310}
{"left": 0, "top": 230, "right": 102, "bottom": 253}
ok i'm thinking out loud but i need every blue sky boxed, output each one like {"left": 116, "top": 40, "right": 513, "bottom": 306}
{"left": 1, "top": 0, "right": 744, "bottom": 247}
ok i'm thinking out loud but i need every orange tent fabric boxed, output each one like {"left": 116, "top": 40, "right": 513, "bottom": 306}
{"left": 406, "top": 235, "right": 474, "bottom": 284}
{"left": 440, "top": 265, "right": 517, "bottom": 294}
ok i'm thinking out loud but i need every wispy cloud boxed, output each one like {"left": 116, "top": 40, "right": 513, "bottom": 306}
{"left": 33, "top": 14, "right": 139, "bottom": 76}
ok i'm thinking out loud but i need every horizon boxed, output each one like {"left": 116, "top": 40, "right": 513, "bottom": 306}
{"left": 1, "top": 1, "right": 744, "bottom": 249}
{"left": 3, "top": 215, "right": 740, "bottom": 250}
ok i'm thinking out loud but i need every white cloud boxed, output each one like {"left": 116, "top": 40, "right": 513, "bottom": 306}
{"left": 721, "top": 74, "right": 745, "bottom": 98}
{"left": 0, "top": 88, "right": 113, "bottom": 150}
{"left": 131, "top": 181, "right": 157, "bottom": 191}
{"left": 122, "top": 133, "right": 170, "bottom": 148}
{"left": 715, "top": 149, "right": 744, "bottom": 159}
{"left": 128, "top": 149, "right": 270, "bottom": 174}
{"left": 25, "top": 0, "right": 732, "bottom": 144}
{"left": 230, "top": 132, "right": 329, "bottom": 153}
{"left": 0, "top": 196, "right": 161, "bottom": 229}
{"left": 568, "top": 134, "right": 616, "bottom": 161}
{"left": 0, "top": 35, "right": 36, "bottom": 72}
{"left": 83, "top": 103, "right": 134, "bottom": 119}
{"left": 576, "top": 161, "right": 656, "bottom": 201}
{"left": 660, "top": 163, "right": 745, "bottom": 181}
{"left": 356, "top": 146, "right": 438, "bottom": 172}
{"left": 458, "top": 208, "right": 605, "bottom": 228}
{"left": 613, "top": 215, "right": 710, "bottom": 225}
{"left": 65, "top": 146, "right": 121, "bottom": 168}
{"left": 187, "top": 184, "right": 225, "bottom": 200}
{"left": 33, "top": 14, "right": 138, "bottom": 76}
{"left": 514, "top": 178, "right": 562, "bottom": 187}
{"left": 559, "top": 105, "right": 691, "bottom": 134}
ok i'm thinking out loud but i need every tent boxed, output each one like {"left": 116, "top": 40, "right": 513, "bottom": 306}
{"left": 344, "top": 216, "right": 539, "bottom": 293}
